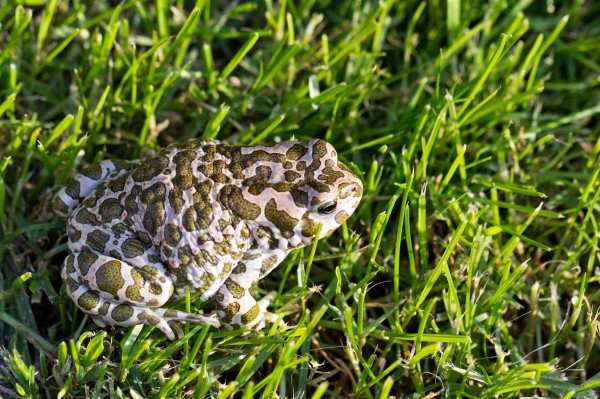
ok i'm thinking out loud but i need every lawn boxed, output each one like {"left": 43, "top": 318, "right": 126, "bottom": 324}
{"left": 1, "top": 0, "right": 599, "bottom": 397}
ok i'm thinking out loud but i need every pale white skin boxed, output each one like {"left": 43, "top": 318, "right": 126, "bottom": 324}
{"left": 54, "top": 138, "right": 363, "bottom": 339}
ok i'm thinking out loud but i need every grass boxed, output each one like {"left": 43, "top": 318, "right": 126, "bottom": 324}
{"left": 0, "top": 0, "right": 599, "bottom": 397}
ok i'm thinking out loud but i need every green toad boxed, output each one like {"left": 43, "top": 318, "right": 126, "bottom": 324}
{"left": 54, "top": 139, "right": 362, "bottom": 339}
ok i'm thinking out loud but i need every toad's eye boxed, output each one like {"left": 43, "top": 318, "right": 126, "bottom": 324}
{"left": 316, "top": 199, "right": 338, "bottom": 215}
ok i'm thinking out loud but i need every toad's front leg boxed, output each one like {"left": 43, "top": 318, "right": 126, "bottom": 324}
{"left": 215, "top": 250, "right": 287, "bottom": 331}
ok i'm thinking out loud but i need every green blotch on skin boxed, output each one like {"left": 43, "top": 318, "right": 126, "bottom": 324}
{"left": 149, "top": 281, "right": 163, "bottom": 296}
{"left": 98, "top": 302, "right": 110, "bottom": 316}
{"left": 256, "top": 165, "right": 272, "bottom": 179}
{"left": 172, "top": 151, "right": 198, "bottom": 189}
{"left": 53, "top": 196, "right": 69, "bottom": 215}
{"left": 220, "top": 262, "right": 232, "bottom": 278}
{"left": 87, "top": 229, "right": 110, "bottom": 252}
{"left": 339, "top": 181, "right": 363, "bottom": 199}
{"left": 198, "top": 272, "right": 216, "bottom": 294}
{"left": 182, "top": 201, "right": 212, "bottom": 231}
{"left": 177, "top": 245, "right": 193, "bottom": 267}
{"left": 304, "top": 140, "right": 328, "bottom": 180}
{"left": 111, "top": 304, "right": 134, "bottom": 322}
{"left": 213, "top": 242, "right": 231, "bottom": 257}
{"left": 78, "top": 291, "right": 101, "bottom": 310}
{"left": 165, "top": 223, "right": 182, "bottom": 246}
{"left": 220, "top": 302, "right": 240, "bottom": 323}
{"left": 240, "top": 149, "right": 288, "bottom": 167}
{"left": 260, "top": 255, "right": 278, "bottom": 275}
{"left": 247, "top": 181, "right": 294, "bottom": 196}
{"left": 65, "top": 180, "right": 81, "bottom": 200}
{"left": 318, "top": 161, "right": 345, "bottom": 185}
{"left": 125, "top": 268, "right": 146, "bottom": 302}
{"left": 96, "top": 260, "right": 125, "bottom": 297}
{"left": 132, "top": 155, "right": 169, "bottom": 182}
{"left": 256, "top": 226, "right": 278, "bottom": 250}
{"left": 206, "top": 159, "right": 229, "bottom": 183}
{"left": 241, "top": 304, "right": 260, "bottom": 325}
{"left": 124, "top": 185, "right": 141, "bottom": 214}
{"left": 141, "top": 265, "right": 158, "bottom": 277}
{"left": 111, "top": 223, "right": 128, "bottom": 235}
{"left": 107, "top": 174, "right": 128, "bottom": 192}
{"left": 284, "top": 170, "right": 301, "bottom": 182}
{"left": 311, "top": 140, "right": 329, "bottom": 160}
{"left": 196, "top": 181, "right": 212, "bottom": 197}
{"left": 83, "top": 164, "right": 103, "bottom": 180}
{"left": 121, "top": 238, "right": 147, "bottom": 258}
{"left": 77, "top": 252, "right": 99, "bottom": 275}
{"left": 218, "top": 185, "right": 261, "bottom": 220}
{"left": 301, "top": 212, "right": 318, "bottom": 237}
{"left": 173, "top": 169, "right": 194, "bottom": 190}
{"left": 146, "top": 314, "right": 161, "bottom": 326}
{"left": 66, "top": 254, "right": 76, "bottom": 274}
{"left": 182, "top": 207, "right": 197, "bottom": 231}
{"left": 307, "top": 179, "right": 330, "bottom": 193}
{"left": 168, "top": 188, "right": 185, "bottom": 215}
{"left": 67, "top": 226, "right": 82, "bottom": 242}
{"left": 98, "top": 198, "right": 124, "bottom": 221}
{"left": 75, "top": 208, "right": 100, "bottom": 226}
{"left": 65, "top": 276, "right": 81, "bottom": 292}
{"left": 265, "top": 198, "right": 299, "bottom": 236}
{"left": 142, "top": 202, "right": 166, "bottom": 237}
{"left": 335, "top": 210, "right": 349, "bottom": 224}
{"left": 231, "top": 263, "right": 246, "bottom": 274}
{"left": 141, "top": 182, "right": 167, "bottom": 204}
{"left": 286, "top": 143, "right": 308, "bottom": 160}
{"left": 290, "top": 187, "right": 309, "bottom": 207}
{"left": 225, "top": 279, "right": 245, "bottom": 299}
{"left": 136, "top": 231, "right": 152, "bottom": 247}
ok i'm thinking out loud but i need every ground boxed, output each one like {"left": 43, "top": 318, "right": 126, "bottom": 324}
{"left": 0, "top": 1, "right": 599, "bottom": 398}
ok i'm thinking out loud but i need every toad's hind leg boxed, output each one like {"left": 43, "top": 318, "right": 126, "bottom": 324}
{"left": 62, "top": 249, "right": 219, "bottom": 340}
{"left": 53, "top": 159, "right": 139, "bottom": 218}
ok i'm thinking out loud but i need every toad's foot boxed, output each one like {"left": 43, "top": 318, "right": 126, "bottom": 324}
{"left": 93, "top": 306, "right": 220, "bottom": 340}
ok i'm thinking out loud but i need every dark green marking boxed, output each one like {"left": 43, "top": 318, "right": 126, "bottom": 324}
{"left": 111, "top": 304, "right": 134, "bottom": 322}
{"left": 65, "top": 180, "right": 81, "bottom": 200}
{"left": 98, "top": 198, "right": 123, "bottom": 222}
{"left": 265, "top": 199, "right": 299, "bottom": 235}
{"left": 218, "top": 185, "right": 261, "bottom": 220}
{"left": 132, "top": 155, "right": 169, "bottom": 182}
{"left": 77, "top": 291, "right": 101, "bottom": 310}
{"left": 77, "top": 252, "right": 99, "bottom": 275}
{"left": 241, "top": 304, "right": 261, "bottom": 325}
{"left": 121, "top": 238, "right": 147, "bottom": 258}
{"left": 83, "top": 163, "right": 103, "bottom": 180}
{"left": 225, "top": 279, "right": 245, "bottom": 299}
{"left": 87, "top": 229, "right": 110, "bottom": 252}
{"left": 96, "top": 260, "right": 125, "bottom": 297}
{"left": 286, "top": 143, "right": 308, "bottom": 160}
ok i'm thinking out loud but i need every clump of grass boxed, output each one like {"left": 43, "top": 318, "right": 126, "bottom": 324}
{"left": 1, "top": 1, "right": 600, "bottom": 398}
